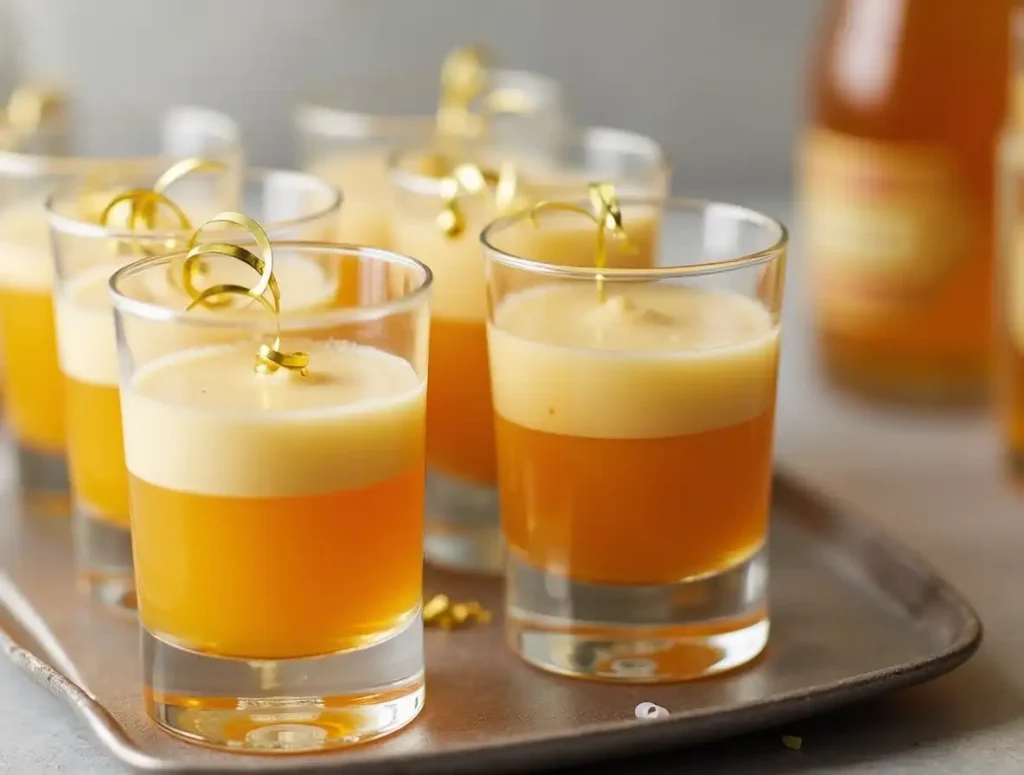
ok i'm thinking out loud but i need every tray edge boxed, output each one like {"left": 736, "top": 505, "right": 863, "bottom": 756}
{"left": 0, "top": 468, "right": 985, "bottom": 774}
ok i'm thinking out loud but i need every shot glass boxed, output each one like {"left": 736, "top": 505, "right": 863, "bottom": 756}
{"left": 483, "top": 197, "right": 787, "bottom": 682}
{"left": 296, "top": 67, "right": 565, "bottom": 249}
{"left": 111, "top": 241, "right": 430, "bottom": 751}
{"left": 0, "top": 107, "right": 240, "bottom": 509}
{"left": 389, "top": 127, "right": 668, "bottom": 573}
{"left": 46, "top": 167, "right": 341, "bottom": 610}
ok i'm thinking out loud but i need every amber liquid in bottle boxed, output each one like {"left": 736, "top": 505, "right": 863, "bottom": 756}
{"left": 802, "top": 0, "right": 1011, "bottom": 404}
{"left": 999, "top": 11, "right": 1024, "bottom": 479}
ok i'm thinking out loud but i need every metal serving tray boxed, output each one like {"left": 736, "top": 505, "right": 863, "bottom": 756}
{"left": 0, "top": 473, "right": 981, "bottom": 773}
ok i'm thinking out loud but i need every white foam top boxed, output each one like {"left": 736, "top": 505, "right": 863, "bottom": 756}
{"left": 57, "top": 254, "right": 338, "bottom": 386}
{"left": 488, "top": 283, "right": 780, "bottom": 439}
{"left": 390, "top": 205, "right": 658, "bottom": 323}
{"left": 122, "top": 341, "right": 425, "bottom": 497}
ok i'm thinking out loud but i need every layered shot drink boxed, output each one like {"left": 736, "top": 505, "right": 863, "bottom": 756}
{"left": 0, "top": 203, "right": 66, "bottom": 460}
{"left": 0, "top": 108, "right": 240, "bottom": 505}
{"left": 483, "top": 198, "right": 787, "bottom": 682}
{"left": 111, "top": 242, "right": 430, "bottom": 752}
{"left": 47, "top": 169, "right": 340, "bottom": 608}
{"left": 389, "top": 128, "right": 668, "bottom": 572}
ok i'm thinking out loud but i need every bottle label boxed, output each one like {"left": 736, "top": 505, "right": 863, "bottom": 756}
{"left": 801, "top": 129, "right": 973, "bottom": 326}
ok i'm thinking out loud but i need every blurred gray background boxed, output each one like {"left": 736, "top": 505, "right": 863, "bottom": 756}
{"left": 1, "top": 0, "right": 827, "bottom": 194}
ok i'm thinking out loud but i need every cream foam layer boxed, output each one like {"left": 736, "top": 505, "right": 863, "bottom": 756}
{"left": 391, "top": 205, "right": 658, "bottom": 323}
{"left": 123, "top": 342, "right": 425, "bottom": 497}
{"left": 57, "top": 255, "right": 338, "bottom": 386}
{"left": 488, "top": 284, "right": 780, "bottom": 439}
{"left": 0, "top": 203, "right": 55, "bottom": 291}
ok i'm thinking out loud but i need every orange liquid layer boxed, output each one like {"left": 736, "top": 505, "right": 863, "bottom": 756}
{"left": 0, "top": 286, "right": 65, "bottom": 453}
{"left": 130, "top": 464, "right": 424, "bottom": 660}
{"left": 497, "top": 410, "right": 775, "bottom": 585}
{"left": 426, "top": 317, "right": 495, "bottom": 485}
{"left": 66, "top": 378, "right": 129, "bottom": 527}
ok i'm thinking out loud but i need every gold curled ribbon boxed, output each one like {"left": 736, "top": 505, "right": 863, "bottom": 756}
{"left": 437, "top": 160, "right": 527, "bottom": 238}
{"left": 97, "top": 157, "right": 228, "bottom": 260}
{"left": 435, "top": 45, "right": 490, "bottom": 140}
{"left": 434, "top": 44, "right": 536, "bottom": 143}
{"left": 184, "top": 212, "right": 310, "bottom": 377}
{"left": 2, "top": 83, "right": 64, "bottom": 137}
{"left": 528, "top": 182, "right": 636, "bottom": 302}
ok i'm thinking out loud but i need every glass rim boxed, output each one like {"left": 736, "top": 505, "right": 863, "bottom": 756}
{"left": 109, "top": 242, "right": 433, "bottom": 328}
{"left": 294, "top": 67, "right": 564, "bottom": 139}
{"left": 480, "top": 196, "right": 789, "bottom": 279}
{"left": 45, "top": 166, "right": 343, "bottom": 241}
{"left": 0, "top": 107, "right": 240, "bottom": 179}
{"left": 389, "top": 125, "right": 668, "bottom": 198}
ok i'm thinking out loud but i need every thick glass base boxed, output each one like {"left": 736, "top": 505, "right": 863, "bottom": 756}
{"left": 15, "top": 444, "right": 70, "bottom": 517}
{"left": 74, "top": 504, "right": 135, "bottom": 612}
{"left": 506, "top": 548, "right": 769, "bottom": 683}
{"left": 424, "top": 470, "right": 503, "bottom": 574}
{"left": 142, "top": 610, "right": 425, "bottom": 753}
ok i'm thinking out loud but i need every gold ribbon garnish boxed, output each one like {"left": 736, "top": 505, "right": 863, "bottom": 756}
{"left": 435, "top": 45, "right": 490, "bottom": 140}
{"left": 434, "top": 44, "right": 537, "bottom": 143}
{"left": 1, "top": 83, "right": 64, "bottom": 139}
{"left": 184, "top": 213, "right": 310, "bottom": 377}
{"left": 97, "top": 157, "right": 227, "bottom": 260}
{"left": 437, "top": 160, "right": 527, "bottom": 238}
{"left": 528, "top": 182, "right": 636, "bottom": 302}
{"left": 427, "top": 45, "right": 541, "bottom": 236}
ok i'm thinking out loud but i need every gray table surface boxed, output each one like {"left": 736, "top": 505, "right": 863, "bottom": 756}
{"left": 2, "top": 192, "right": 1022, "bottom": 773}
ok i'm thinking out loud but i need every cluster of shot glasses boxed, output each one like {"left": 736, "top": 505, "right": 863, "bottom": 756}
{"left": 0, "top": 54, "right": 786, "bottom": 752}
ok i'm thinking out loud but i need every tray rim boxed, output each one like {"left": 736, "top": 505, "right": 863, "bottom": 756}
{"left": 0, "top": 469, "right": 983, "bottom": 774}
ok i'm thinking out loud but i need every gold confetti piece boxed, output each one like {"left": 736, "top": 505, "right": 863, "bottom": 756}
{"left": 423, "top": 594, "right": 451, "bottom": 622}
{"left": 423, "top": 594, "right": 491, "bottom": 629}
{"left": 527, "top": 182, "right": 637, "bottom": 302}
{"left": 782, "top": 735, "right": 803, "bottom": 751}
